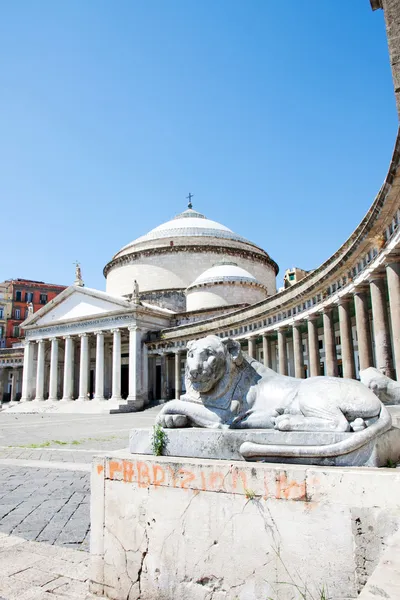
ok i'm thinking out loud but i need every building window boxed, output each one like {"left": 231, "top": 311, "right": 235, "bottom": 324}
{"left": 25, "top": 292, "right": 34, "bottom": 302}
{"left": 318, "top": 340, "right": 323, "bottom": 350}
{"left": 15, "top": 291, "right": 22, "bottom": 301}
{"left": 335, "top": 335, "right": 341, "bottom": 346}
{"left": 13, "top": 326, "right": 20, "bottom": 337}
{"left": 289, "top": 273, "right": 295, "bottom": 281}
{"left": 40, "top": 293, "right": 48, "bottom": 305}
{"left": 15, "top": 308, "right": 21, "bottom": 320}
{"left": 0, "top": 308, "right": 3, "bottom": 319}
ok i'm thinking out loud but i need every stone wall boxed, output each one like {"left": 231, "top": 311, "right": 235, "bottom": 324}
{"left": 90, "top": 452, "right": 400, "bottom": 600}
{"left": 375, "top": 0, "right": 400, "bottom": 119}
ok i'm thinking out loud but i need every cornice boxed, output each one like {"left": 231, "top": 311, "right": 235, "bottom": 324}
{"left": 103, "top": 243, "right": 280, "bottom": 277}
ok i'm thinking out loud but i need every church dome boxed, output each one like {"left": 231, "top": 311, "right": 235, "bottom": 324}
{"left": 114, "top": 208, "right": 255, "bottom": 258}
{"left": 188, "top": 262, "right": 264, "bottom": 289}
{"left": 104, "top": 202, "right": 278, "bottom": 311}
{"left": 186, "top": 262, "right": 268, "bottom": 312}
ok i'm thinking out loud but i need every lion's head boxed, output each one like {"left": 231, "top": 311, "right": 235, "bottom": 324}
{"left": 185, "top": 335, "right": 243, "bottom": 395}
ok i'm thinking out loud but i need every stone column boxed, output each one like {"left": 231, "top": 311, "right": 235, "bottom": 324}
{"left": 262, "top": 334, "right": 271, "bottom": 368}
{"left": 110, "top": 329, "right": 122, "bottom": 402}
{"left": 160, "top": 354, "right": 167, "bottom": 399}
{"left": 149, "top": 354, "right": 157, "bottom": 400}
{"left": 62, "top": 336, "right": 75, "bottom": 401}
{"left": 48, "top": 338, "right": 59, "bottom": 400}
{"left": 277, "top": 329, "right": 288, "bottom": 376}
{"left": 21, "top": 340, "right": 34, "bottom": 402}
{"left": 94, "top": 331, "right": 105, "bottom": 401}
{"left": 307, "top": 316, "right": 320, "bottom": 377}
{"left": 127, "top": 325, "right": 144, "bottom": 409}
{"left": 323, "top": 309, "right": 338, "bottom": 377}
{"left": 175, "top": 351, "right": 181, "bottom": 399}
{"left": 386, "top": 260, "right": 400, "bottom": 380}
{"left": 370, "top": 276, "right": 394, "bottom": 378}
{"left": 292, "top": 322, "right": 305, "bottom": 378}
{"left": 248, "top": 336, "right": 256, "bottom": 359}
{"left": 35, "top": 340, "right": 46, "bottom": 400}
{"left": 77, "top": 334, "right": 89, "bottom": 401}
{"left": 353, "top": 288, "right": 373, "bottom": 373}
{"left": 338, "top": 298, "right": 356, "bottom": 379}
{"left": 11, "top": 369, "right": 18, "bottom": 402}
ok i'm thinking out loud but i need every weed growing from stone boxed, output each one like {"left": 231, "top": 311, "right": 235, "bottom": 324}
{"left": 244, "top": 488, "right": 257, "bottom": 500}
{"left": 152, "top": 424, "right": 167, "bottom": 456}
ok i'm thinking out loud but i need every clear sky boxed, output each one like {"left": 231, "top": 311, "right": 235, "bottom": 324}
{"left": 1, "top": 1, "right": 397, "bottom": 290}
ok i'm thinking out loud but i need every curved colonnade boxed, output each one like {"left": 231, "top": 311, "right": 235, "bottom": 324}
{"left": 147, "top": 134, "right": 400, "bottom": 393}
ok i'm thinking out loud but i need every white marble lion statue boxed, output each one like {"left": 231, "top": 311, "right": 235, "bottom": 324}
{"left": 360, "top": 367, "right": 400, "bottom": 405}
{"left": 156, "top": 335, "right": 391, "bottom": 460}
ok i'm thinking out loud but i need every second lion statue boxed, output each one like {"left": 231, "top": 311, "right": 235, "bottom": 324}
{"left": 156, "top": 335, "right": 391, "bottom": 460}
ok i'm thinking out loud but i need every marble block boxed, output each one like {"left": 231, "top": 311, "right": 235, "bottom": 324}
{"left": 129, "top": 426, "right": 400, "bottom": 467}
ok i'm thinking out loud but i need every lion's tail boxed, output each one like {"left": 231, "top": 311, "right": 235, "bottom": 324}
{"left": 239, "top": 404, "right": 392, "bottom": 461}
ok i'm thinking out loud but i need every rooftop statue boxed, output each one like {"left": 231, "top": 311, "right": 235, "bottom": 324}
{"left": 156, "top": 335, "right": 391, "bottom": 461}
{"left": 132, "top": 279, "right": 140, "bottom": 305}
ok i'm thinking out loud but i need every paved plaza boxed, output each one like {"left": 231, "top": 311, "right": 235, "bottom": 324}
{"left": 0, "top": 404, "right": 161, "bottom": 600}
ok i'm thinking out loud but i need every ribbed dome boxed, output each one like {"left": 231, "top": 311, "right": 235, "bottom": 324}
{"left": 188, "top": 262, "right": 264, "bottom": 289}
{"left": 115, "top": 208, "right": 252, "bottom": 257}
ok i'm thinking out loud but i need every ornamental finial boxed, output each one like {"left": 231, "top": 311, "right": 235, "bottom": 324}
{"left": 186, "top": 192, "right": 194, "bottom": 209}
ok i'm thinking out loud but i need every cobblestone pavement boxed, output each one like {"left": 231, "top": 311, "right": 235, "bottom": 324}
{"left": 0, "top": 404, "right": 160, "bottom": 449}
{"left": 0, "top": 532, "right": 95, "bottom": 600}
{"left": 0, "top": 406, "right": 162, "bottom": 598}
{"left": 0, "top": 467, "right": 90, "bottom": 551}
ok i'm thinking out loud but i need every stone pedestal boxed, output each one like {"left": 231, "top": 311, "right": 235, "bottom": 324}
{"left": 129, "top": 426, "right": 400, "bottom": 467}
{"left": 90, "top": 451, "right": 400, "bottom": 600}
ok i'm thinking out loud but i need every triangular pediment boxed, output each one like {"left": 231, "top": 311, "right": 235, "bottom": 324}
{"left": 23, "top": 286, "right": 131, "bottom": 328}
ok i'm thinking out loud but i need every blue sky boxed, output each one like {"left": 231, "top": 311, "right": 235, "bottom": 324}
{"left": 0, "top": 1, "right": 397, "bottom": 290}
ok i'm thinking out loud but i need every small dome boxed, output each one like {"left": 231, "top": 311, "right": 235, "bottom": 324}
{"left": 187, "top": 262, "right": 263, "bottom": 289}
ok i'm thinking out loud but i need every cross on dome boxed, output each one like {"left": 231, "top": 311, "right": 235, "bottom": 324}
{"left": 186, "top": 192, "right": 194, "bottom": 209}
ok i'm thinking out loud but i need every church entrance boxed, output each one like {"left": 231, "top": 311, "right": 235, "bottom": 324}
{"left": 121, "top": 365, "right": 129, "bottom": 399}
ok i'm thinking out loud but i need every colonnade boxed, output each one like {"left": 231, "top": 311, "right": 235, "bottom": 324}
{"left": 245, "top": 264, "right": 400, "bottom": 381}
{"left": 20, "top": 326, "right": 146, "bottom": 408}
{"left": 147, "top": 350, "right": 183, "bottom": 401}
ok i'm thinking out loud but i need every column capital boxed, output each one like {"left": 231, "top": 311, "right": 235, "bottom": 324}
{"left": 307, "top": 311, "right": 321, "bottom": 321}
{"left": 111, "top": 328, "right": 120, "bottom": 334}
{"left": 367, "top": 272, "right": 386, "bottom": 283}
{"left": 49, "top": 337, "right": 58, "bottom": 343}
{"left": 63, "top": 335, "right": 74, "bottom": 340}
{"left": 353, "top": 284, "right": 370, "bottom": 295}
{"left": 292, "top": 319, "right": 305, "bottom": 327}
{"left": 128, "top": 324, "right": 140, "bottom": 332}
{"left": 336, "top": 295, "right": 352, "bottom": 307}
{"left": 173, "top": 349, "right": 181, "bottom": 355}
{"left": 78, "top": 332, "right": 88, "bottom": 338}
{"left": 36, "top": 339, "right": 45, "bottom": 345}
{"left": 384, "top": 251, "right": 400, "bottom": 267}
{"left": 94, "top": 330, "right": 104, "bottom": 336}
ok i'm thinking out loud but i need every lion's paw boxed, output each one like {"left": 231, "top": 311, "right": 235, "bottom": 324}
{"left": 274, "top": 415, "right": 292, "bottom": 431}
{"left": 157, "top": 414, "right": 188, "bottom": 428}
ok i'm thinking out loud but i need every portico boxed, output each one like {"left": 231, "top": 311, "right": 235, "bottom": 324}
{"left": 10, "top": 286, "right": 170, "bottom": 413}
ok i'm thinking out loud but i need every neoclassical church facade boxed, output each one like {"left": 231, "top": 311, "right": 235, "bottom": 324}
{"left": 2, "top": 0, "right": 400, "bottom": 413}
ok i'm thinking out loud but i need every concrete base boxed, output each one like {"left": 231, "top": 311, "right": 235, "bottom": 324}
{"left": 3, "top": 399, "right": 143, "bottom": 414}
{"left": 90, "top": 451, "right": 400, "bottom": 600}
{"left": 129, "top": 426, "right": 400, "bottom": 467}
